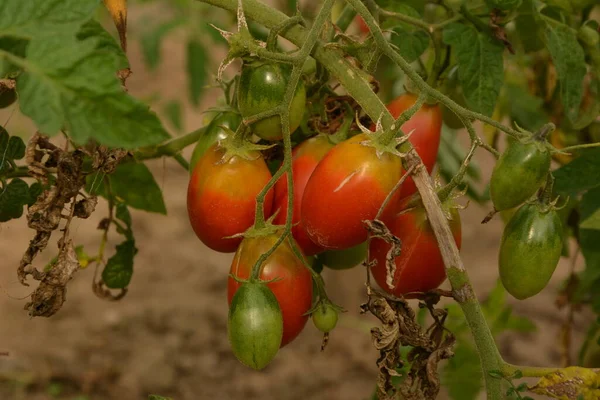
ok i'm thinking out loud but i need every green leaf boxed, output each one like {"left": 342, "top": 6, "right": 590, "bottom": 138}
{"left": 517, "top": 382, "right": 528, "bottom": 392}
{"left": 163, "top": 100, "right": 183, "bottom": 132}
{"left": 0, "top": 36, "right": 28, "bottom": 77}
{"left": 115, "top": 202, "right": 133, "bottom": 239}
{"left": 380, "top": 4, "right": 421, "bottom": 30}
{"left": 543, "top": 0, "right": 573, "bottom": 12}
{"left": 102, "top": 239, "right": 137, "bottom": 289}
{"left": 576, "top": 187, "right": 600, "bottom": 309}
{"left": 553, "top": 149, "right": 600, "bottom": 194}
{"left": 187, "top": 38, "right": 208, "bottom": 107}
{"left": 88, "top": 162, "right": 166, "bottom": 214}
{"left": 0, "top": 0, "right": 98, "bottom": 39}
{"left": 0, "top": 178, "right": 29, "bottom": 221}
{"left": 390, "top": 27, "right": 429, "bottom": 63}
{"left": 482, "top": 280, "right": 536, "bottom": 335}
{"left": 0, "top": 126, "right": 26, "bottom": 174}
{"left": 541, "top": 20, "right": 587, "bottom": 122}
{"left": 11, "top": 34, "right": 169, "bottom": 148}
{"left": 513, "top": 0, "right": 544, "bottom": 52}
{"left": 140, "top": 18, "right": 184, "bottom": 71}
{"left": 76, "top": 19, "right": 129, "bottom": 70}
{"left": 28, "top": 182, "right": 43, "bottom": 206}
{"left": 443, "top": 342, "right": 483, "bottom": 400}
{"left": 443, "top": 23, "right": 504, "bottom": 116}
{"left": 581, "top": 207, "right": 600, "bottom": 230}
{"left": 503, "top": 83, "right": 547, "bottom": 131}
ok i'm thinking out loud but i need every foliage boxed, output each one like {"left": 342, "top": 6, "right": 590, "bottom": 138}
{"left": 1, "top": 0, "right": 600, "bottom": 399}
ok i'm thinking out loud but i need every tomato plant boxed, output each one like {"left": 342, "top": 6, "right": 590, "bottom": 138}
{"left": 370, "top": 202, "right": 462, "bottom": 297}
{"left": 382, "top": 93, "right": 443, "bottom": 198}
{"left": 187, "top": 142, "right": 274, "bottom": 252}
{"left": 238, "top": 61, "right": 306, "bottom": 141}
{"left": 312, "top": 302, "right": 339, "bottom": 333}
{"left": 228, "top": 232, "right": 313, "bottom": 347}
{"left": 499, "top": 202, "right": 563, "bottom": 300}
{"left": 272, "top": 135, "right": 334, "bottom": 256}
{"left": 490, "top": 136, "right": 551, "bottom": 211}
{"left": 301, "top": 133, "right": 404, "bottom": 250}
{"left": 228, "top": 282, "right": 283, "bottom": 370}
{"left": 189, "top": 110, "right": 242, "bottom": 172}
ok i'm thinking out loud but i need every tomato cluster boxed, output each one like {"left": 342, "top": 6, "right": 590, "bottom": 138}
{"left": 186, "top": 61, "right": 454, "bottom": 370}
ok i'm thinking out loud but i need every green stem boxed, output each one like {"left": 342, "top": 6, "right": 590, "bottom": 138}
{"left": 560, "top": 142, "right": 600, "bottom": 153}
{"left": 136, "top": 126, "right": 207, "bottom": 161}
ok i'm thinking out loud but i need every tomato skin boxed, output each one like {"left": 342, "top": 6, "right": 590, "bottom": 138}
{"left": 228, "top": 233, "right": 313, "bottom": 347}
{"left": 490, "top": 140, "right": 551, "bottom": 211}
{"left": 238, "top": 61, "right": 306, "bottom": 141}
{"left": 273, "top": 136, "right": 333, "bottom": 256}
{"left": 228, "top": 282, "right": 283, "bottom": 370}
{"left": 190, "top": 111, "right": 242, "bottom": 173}
{"left": 312, "top": 303, "right": 339, "bottom": 333}
{"left": 370, "top": 205, "right": 461, "bottom": 297}
{"left": 187, "top": 144, "right": 274, "bottom": 252}
{"left": 320, "top": 241, "right": 367, "bottom": 270}
{"left": 356, "top": 16, "right": 369, "bottom": 34}
{"left": 499, "top": 203, "right": 563, "bottom": 300}
{"left": 301, "top": 133, "right": 404, "bottom": 250}
{"left": 384, "top": 93, "right": 442, "bottom": 198}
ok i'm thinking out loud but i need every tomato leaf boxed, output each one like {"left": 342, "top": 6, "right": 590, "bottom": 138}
{"left": 11, "top": 32, "right": 169, "bottom": 149}
{"left": 140, "top": 18, "right": 184, "bottom": 71}
{"left": 88, "top": 162, "right": 167, "bottom": 214}
{"left": 530, "top": 367, "right": 600, "bottom": 399}
{"left": 390, "top": 27, "right": 429, "bottom": 63}
{"left": 77, "top": 19, "right": 129, "bottom": 70}
{"left": 540, "top": 19, "right": 587, "bottom": 123}
{"left": 502, "top": 83, "right": 547, "bottom": 131}
{"left": 102, "top": 239, "right": 137, "bottom": 289}
{"left": 442, "top": 23, "right": 504, "bottom": 117}
{"left": 380, "top": 4, "right": 421, "bottom": 30}
{"left": 0, "top": 178, "right": 29, "bottom": 222}
{"left": 576, "top": 187, "right": 600, "bottom": 310}
{"left": 163, "top": 100, "right": 183, "bottom": 132}
{"left": 442, "top": 342, "right": 483, "bottom": 400}
{"left": 0, "top": 0, "right": 97, "bottom": 38}
{"left": 553, "top": 149, "right": 600, "bottom": 194}
{"left": 0, "top": 126, "right": 25, "bottom": 174}
{"left": 513, "top": 0, "right": 544, "bottom": 52}
{"left": 187, "top": 38, "right": 208, "bottom": 107}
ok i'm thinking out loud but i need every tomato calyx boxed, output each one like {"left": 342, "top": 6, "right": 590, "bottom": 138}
{"left": 216, "top": 126, "right": 275, "bottom": 163}
{"left": 356, "top": 114, "right": 413, "bottom": 159}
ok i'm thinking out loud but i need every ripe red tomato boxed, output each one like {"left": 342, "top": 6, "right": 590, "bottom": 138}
{"left": 228, "top": 233, "right": 313, "bottom": 347}
{"left": 381, "top": 93, "right": 442, "bottom": 198}
{"left": 370, "top": 203, "right": 461, "bottom": 297}
{"left": 356, "top": 16, "right": 369, "bottom": 34}
{"left": 187, "top": 143, "right": 274, "bottom": 252}
{"left": 301, "top": 133, "right": 404, "bottom": 250}
{"left": 273, "top": 135, "right": 334, "bottom": 256}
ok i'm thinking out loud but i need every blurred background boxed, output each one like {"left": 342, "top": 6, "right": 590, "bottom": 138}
{"left": 0, "top": 0, "right": 594, "bottom": 399}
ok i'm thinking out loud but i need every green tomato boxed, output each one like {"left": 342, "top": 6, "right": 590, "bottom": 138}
{"left": 312, "top": 303, "right": 339, "bottom": 333}
{"left": 228, "top": 282, "right": 283, "bottom": 370}
{"left": 490, "top": 139, "right": 551, "bottom": 211}
{"left": 320, "top": 242, "right": 368, "bottom": 270}
{"left": 499, "top": 203, "right": 563, "bottom": 300}
{"left": 238, "top": 61, "right": 306, "bottom": 141}
{"left": 189, "top": 111, "right": 242, "bottom": 173}
{"left": 578, "top": 25, "right": 600, "bottom": 48}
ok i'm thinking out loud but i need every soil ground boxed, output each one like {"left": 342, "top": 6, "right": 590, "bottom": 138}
{"left": 0, "top": 4, "right": 592, "bottom": 399}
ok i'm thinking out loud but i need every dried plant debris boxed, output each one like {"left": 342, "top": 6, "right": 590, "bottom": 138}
{"left": 17, "top": 133, "right": 127, "bottom": 317}
{"left": 361, "top": 291, "right": 455, "bottom": 400}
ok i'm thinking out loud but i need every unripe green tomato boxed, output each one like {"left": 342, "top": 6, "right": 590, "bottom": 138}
{"left": 499, "top": 203, "right": 563, "bottom": 300}
{"left": 312, "top": 303, "right": 339, "bottom": 333}
{"left": 578, "top": 25, "right": 600, "bottom": 48}
{"left": 0, "top": 89, "right": 16, "bottom": 109}
{"left": 238, "top": 61, "right": 306, "bottom": 141}
{"left": 442, "top": 90, "right": 467, "bottom": 129}
{"left": 490, "top": 139, "right": 551, "bottom": 211}
{"left": 228, "top": 282, "right": 283, "bottom": 370}
{"left": 320, "top": 242, "right": 367, "bottom": 270}
{"left": 189, "top": 111, "right": 242, "bottom": 173}
{"left": 485, "top": 0, "right": 522, "bottom": 11}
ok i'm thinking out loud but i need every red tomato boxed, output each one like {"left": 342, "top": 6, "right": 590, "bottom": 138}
{"left": 187, "top": 143, "right": 274, "bottom": 252}
{"left": 356, "top": 16, "right": 369, "bottom": 34}
{"left": 370, "top": 203, "right": 461, "bottom": 297}
{"left": 301, "top": 133, "right": 404, "bottom": 250}
{"left": 273, "top": 136, "right": 334, "bottom": 256}
{"left": 378, "top": 93, "right": 442, "bottom": 198}
{"left": 228, "top": 233, "right": 313, "bottom": 347}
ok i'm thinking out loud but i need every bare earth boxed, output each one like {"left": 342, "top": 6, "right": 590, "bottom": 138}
{"left": 0, "top": 7, "right": 591, "bottom": 399}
